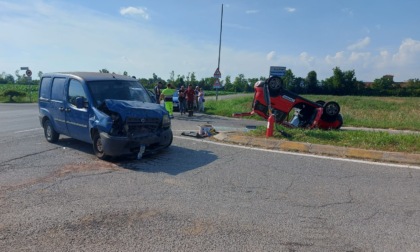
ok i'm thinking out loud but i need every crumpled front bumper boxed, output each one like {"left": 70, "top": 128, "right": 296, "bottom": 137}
{"left": 100, "top": 129, "right": 173, "bottom": 157}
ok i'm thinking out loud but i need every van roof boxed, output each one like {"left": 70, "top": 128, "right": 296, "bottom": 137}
{"left": 42, "top": 72, "right": 137, "bottom": 82}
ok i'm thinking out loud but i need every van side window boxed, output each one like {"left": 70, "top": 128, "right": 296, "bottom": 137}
{"left": 68, "top": 79, "right": 87, "bottom": 107}
{"left": 51, "top": 78, "right": 66, "bottom": 101}
{"left": 39, "top": 77, "right": 52, "bottom": 100}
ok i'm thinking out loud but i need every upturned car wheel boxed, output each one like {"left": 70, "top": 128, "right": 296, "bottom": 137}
{"left": 43, "top": 119, "right": 59, "bottom": 143}
{"left": 267, "top": 76, "right": 283, "bottom": 92}
{"left": 323, "top": 101, "right": 340, "bottom": 117}
{"left": 93, "top": 132, "right": 109, "bottom": 160}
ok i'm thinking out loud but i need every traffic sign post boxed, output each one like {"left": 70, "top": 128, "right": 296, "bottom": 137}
{"left": 214, "top": 68, "right": 221, "bottom": 79}
{"left": 213, "top": 78, "right": 221, "bottom": 89}
{"left": 20, "top": 67, "right": 33, "bottom": 102}
{"left": 26, "top": 69, "right": 32, "bottom": 77}
{"left": 214, "top": 78, "right": 222, "bottom": 101}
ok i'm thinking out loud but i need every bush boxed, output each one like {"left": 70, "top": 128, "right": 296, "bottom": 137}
{"left": 2, "top": 90, "right": 26, "bottom": 102}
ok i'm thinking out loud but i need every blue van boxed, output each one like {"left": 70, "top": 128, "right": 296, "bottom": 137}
{"left": 38, "top": 72, "right": 173, "bottom": 160}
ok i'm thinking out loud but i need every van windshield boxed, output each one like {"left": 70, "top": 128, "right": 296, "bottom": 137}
{"left": 87, "top": 80, "right": 152, "bottom": 107}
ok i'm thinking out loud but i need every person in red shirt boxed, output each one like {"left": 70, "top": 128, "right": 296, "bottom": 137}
{"left": 185, "top": 84, "right": 195, "bottom": 116}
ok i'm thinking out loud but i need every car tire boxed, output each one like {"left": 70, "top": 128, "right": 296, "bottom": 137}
{"left": 93, "top": 132, "right": 109, "bottom": 160}
{"left": 43, "top": 119, "right": 59, "bottom": 143}
{"left": 267, "top": 76, "right": 283, "bottom": 92}
{"left": 163, "top": 130, "right": 173, "bottom": 148}
{"left": 323, "top": 101, "right": 340, "bottom": 117}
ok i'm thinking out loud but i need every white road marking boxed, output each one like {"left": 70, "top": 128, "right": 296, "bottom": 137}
{"left": 15, "top": 128, "right": 42, "bottom": 133}
{"left": 174, "top": 135, "right": 420, "bottom": 170}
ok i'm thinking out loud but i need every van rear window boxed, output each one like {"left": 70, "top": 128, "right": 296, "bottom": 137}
{"left": 40, "top": 77, "right": 52, "bottom": 100}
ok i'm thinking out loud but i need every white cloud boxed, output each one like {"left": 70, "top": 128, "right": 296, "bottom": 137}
{"left": 299, "top": 52, "right": 314, "bottom": 65}
{"left": 120, "top": 7, "right": 150, "bottom": 20}
{"left": 349, "top": 52, "right": 371, "bottom": 63}
{"left": 325, "top": 51, "right": 346, "bottom": 65}
{"left": 392, "top": 38, "right": 420, "bottom": 65}
{"left": 266, "top": 51, "right": 276, "bottom": 61}
{"left": 285, "top": 7, "right": 296, "bottom": 13}
{"left": 347, "top": 37, "right": 370, "bottom": 50}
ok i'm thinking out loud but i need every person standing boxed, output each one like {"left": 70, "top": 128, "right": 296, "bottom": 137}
{"left": 154, "top": 81, "right": 162, "bottom": 104}
{"left": 198, "top": 88, "right": 205, "bottom": 112}
{"left": 194, "top": 86, "right": 199, "bottom": 111}
{"left": 178, "top": 85, "right": 187, "bottom": 115}
{"left": 160, "top": 83, "right": 175, "bottom": 118}
{"left": 185, "top": 84, "right": 195, "bottom": 117}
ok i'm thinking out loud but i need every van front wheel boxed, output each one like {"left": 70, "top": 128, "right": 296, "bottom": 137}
{"left": 44, "top": 119, "right": 59, "bottom": 143}
{"left": 93, "top": 133, "right": 109, "bottom": 160}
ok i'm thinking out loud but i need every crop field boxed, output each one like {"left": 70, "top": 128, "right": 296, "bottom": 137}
{"left": 0, "top": 84, "right": 39, "bottom": 103}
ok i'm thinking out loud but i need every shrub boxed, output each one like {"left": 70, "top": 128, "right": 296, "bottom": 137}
{"left": 2, "top": 90, "right": 26, "bottom": 102}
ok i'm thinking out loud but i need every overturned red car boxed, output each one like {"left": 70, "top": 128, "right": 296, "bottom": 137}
{"left": 235, "top": 76, "right": 343, "bottom": 129}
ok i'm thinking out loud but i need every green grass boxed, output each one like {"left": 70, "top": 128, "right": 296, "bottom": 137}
{"left": 205, "top": 94, "right": 420, "bottom": 153}
{"left": 248, "top": 126, "right": 420, "bottom": 153}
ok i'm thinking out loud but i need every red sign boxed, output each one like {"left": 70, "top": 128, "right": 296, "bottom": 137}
{"left": 26, "top": 69, "right": 32, "bottom": 77}
{"left": 214, "top": 68, "right": 221, "bottom": 78}
{"left": 214, "top": 78, "right": 221, "bottom": 89}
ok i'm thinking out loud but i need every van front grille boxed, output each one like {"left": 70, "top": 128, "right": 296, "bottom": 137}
{"left": 125, "top": 117, "right": 160, "bottom": 135}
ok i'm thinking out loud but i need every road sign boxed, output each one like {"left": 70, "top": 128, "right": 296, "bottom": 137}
{"left": 26, "top": 69, "right": 32, "bottom": 77}
{"left": 214, "top": 68, "right": 221, "bottom": 78}
{"left": 269, "top": 66, "right": 286, "bottom": 77}
{"left": 214, "top": 78, "right": 221, "bottom": 89}
{"left": 20, "top": 67, "right": 29, "bottom": 70}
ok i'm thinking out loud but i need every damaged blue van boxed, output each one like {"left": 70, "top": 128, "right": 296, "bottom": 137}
{"left": 38, "top": 72, "right": 173, "bottom": 160}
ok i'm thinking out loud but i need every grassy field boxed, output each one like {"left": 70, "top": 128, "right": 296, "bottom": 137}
{"left": 204, "top": 94, "right": 420, "bottom": 153}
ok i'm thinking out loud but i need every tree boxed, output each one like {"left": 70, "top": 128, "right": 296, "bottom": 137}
{"left": 99, "top": 69, "right": 109, "bottom": 73}
{"left": 223, "top": 75, "right": 233, "bottom": 91}
{"left": 232, "top": 74, "right": 251, "bottom": 92}
{"left": 169, "top": 71, "right": 175, "bottom": 82}
{"left": 305, "top": 70, "right": 318, "bottom": 94}
{"left": 247, "top": 77, "right": 259, "bottom": 91}
{"left": 283, "top": 69, "right": 295, "bottom": 90}
{"left": 372, "top": 75, "right": 394, "bottom": 94}
{"left": 190, "top": 72, "right": 197, "bottom": 86}
{"left": 15, "top": 70, "right": 25, "bottom": 84}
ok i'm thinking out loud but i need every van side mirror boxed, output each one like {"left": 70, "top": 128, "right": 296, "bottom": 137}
{"left": 75, "top": 97, "right": 87, "bottom": 109}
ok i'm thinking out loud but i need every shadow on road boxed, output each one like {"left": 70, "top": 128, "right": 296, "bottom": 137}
{"left": 53, "top": 137, "right": 217, "bottom": 175}
{"left": 117, "top": 145, "right": 218, "bottom": 175}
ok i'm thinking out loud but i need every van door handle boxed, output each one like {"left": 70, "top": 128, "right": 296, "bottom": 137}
{"left": 65, "top": 108, "right": 71, "bottom": 112}
{"left": 59, "top": 107, "right": 65, "bottom": 111}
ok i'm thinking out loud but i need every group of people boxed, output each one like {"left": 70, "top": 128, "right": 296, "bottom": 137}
{"left": 154, "top": 82, "right": 205, "bottom": 118}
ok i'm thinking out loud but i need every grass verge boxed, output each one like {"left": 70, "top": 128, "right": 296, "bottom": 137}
{"left": 204, "top": 94, "right": 420, "bottom": 153}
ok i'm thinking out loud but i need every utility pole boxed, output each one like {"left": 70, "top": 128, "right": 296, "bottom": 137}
{"left": 213, "top": 4, "right": 223, "bottom": 101}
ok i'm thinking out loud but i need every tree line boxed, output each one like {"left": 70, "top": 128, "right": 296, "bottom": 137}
{"left": 2, "top": 67, "right": 420, "bottom": 97}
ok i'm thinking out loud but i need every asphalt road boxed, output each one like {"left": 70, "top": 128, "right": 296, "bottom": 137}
{"left": 1, "top": 104, "right": 420, "bottom": 251}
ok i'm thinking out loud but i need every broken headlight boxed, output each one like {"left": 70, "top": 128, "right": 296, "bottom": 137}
{"left": 162, "top": 114, "right": 171, "bottom": 128}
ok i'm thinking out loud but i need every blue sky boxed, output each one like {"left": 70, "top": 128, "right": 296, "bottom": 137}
{"left": 1, "top": 0, "right": 419, "bottom": 82}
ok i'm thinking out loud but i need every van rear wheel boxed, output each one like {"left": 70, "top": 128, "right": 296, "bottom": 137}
{"left": 93, "top": 132, "right": 109, "bottom": 160}
{"left": 43, "top": 119, "right": 59, "bottom": 143}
